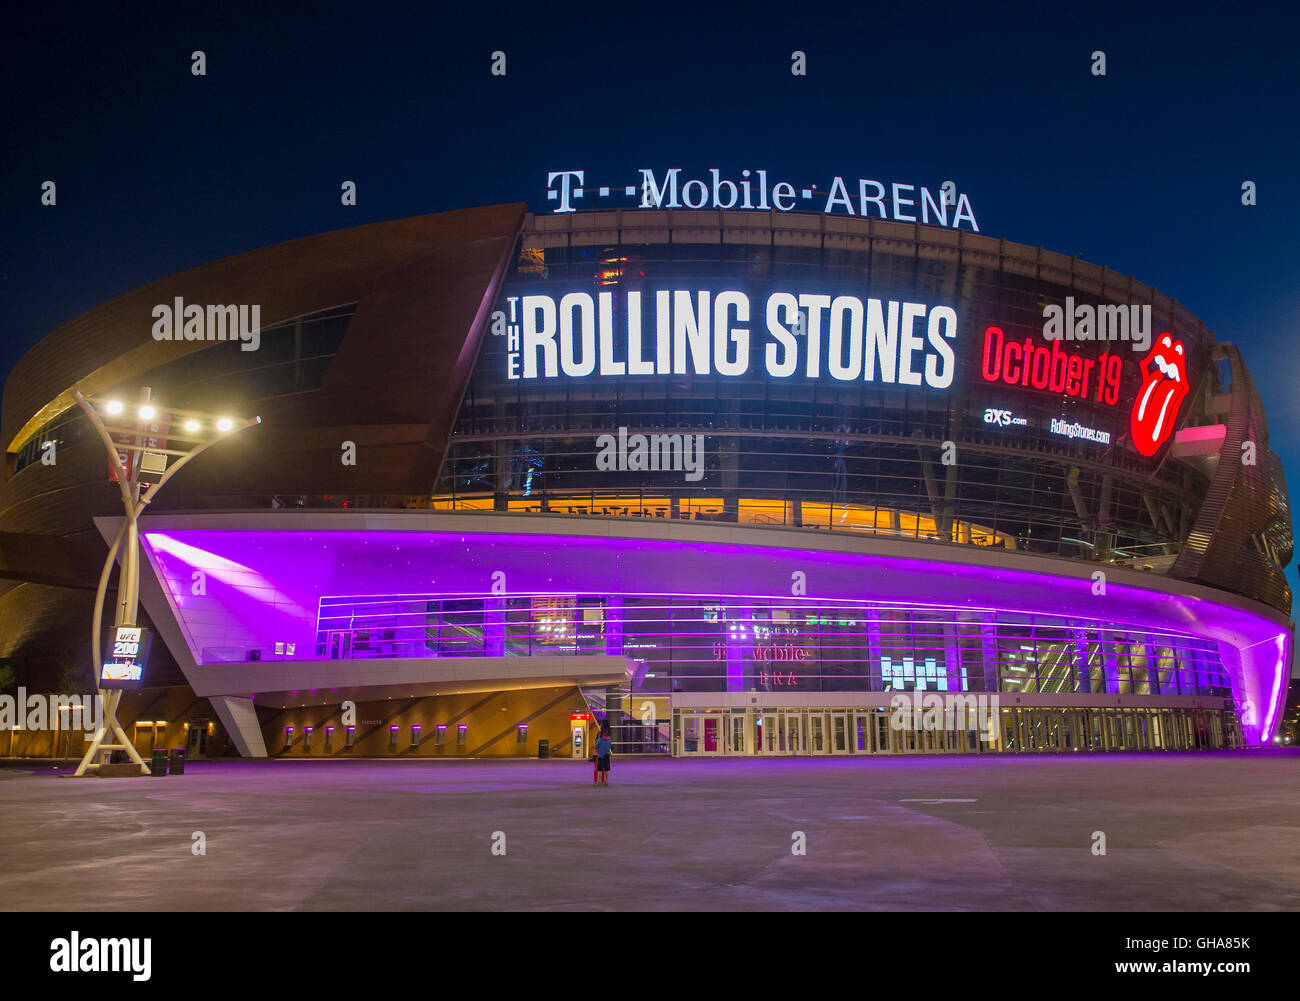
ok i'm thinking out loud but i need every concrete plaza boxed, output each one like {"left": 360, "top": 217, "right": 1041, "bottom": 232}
{"left": 2, "top": 751, "right": 1298, "bottom": 911}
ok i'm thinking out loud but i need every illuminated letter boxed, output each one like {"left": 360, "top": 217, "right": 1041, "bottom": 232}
{"left": 797, "top": 294, "right": 831, "bottom": 377}
{"left": 924, "top": 306, "right": 957, "bottom": 389}
{"left": 713, "top": 291, "right": 749, "bottom": 376}
{"left": 639, "top": 168, "right": 681, "bottom": 208}
{"left": 626, "top": 291, "right": 654, "bottom": 375}
{"left": 765, "top": 293, "right": 799, "bottom": 378}
{"left": 521, "top": 295, "right": 558, "bottom": 378}
{"left": 981, "top": 325, "right": 1004, "bottom": 381}
{"left": 710, "top": 168, "right": 738, "bottom": 209}
{"left": 858, "top": 179, "right": 886, "bottom": 218}
{"left": 823, "top": 176, "right": 854, "bottom": 215}
{"left": 558, "top": 292, "right": 596, "bottom": 377}
{"left": 681, "top": 179, "right": 708, "bottom": 209}
{"left": 920, "top": 187, "right": 947, "bottom": 226}
{"left": 1003, "top": 340, "right": 1023, "bottom": 383}
{"left": 827, "top": 296, "right": 864, "bottom": 380}
{"left": 673, "top": 291, "right": 711, "bottom": 375}
{"left": 891, "top": 183, "right": 916, "bottom": 223}
{"left": 597, "top": 292, "right": 625, "bottom": 376}
{"left": 896, "top": 303, "right": 927, "bottom": 386}
{"left": 951, "top": 192, "right": 979, "bottom": 231}
{"left": 864, "top": 299, "right": 899, "bottom": 383}
{"left": 546, "top": 170, "right": 584, "bottom": 213}
{"left": 655, "top": 290, "right": 672, "bottom": 372}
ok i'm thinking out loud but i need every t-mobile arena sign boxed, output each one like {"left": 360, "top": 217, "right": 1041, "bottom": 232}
{"left": 496, "top": 290, "right": 958, "bottom": 389}
{"left": 546, "top": 168, "right": 979, "bottom": 230}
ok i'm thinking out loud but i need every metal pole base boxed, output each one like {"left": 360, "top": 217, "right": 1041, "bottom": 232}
{"left": 72, "top": 692, "right": 151, "bottom": 776}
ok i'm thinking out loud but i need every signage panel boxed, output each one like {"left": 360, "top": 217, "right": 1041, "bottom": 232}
{"left": 497, "top": 288, "right": 958, "bottom": 389}
{"left": 489, "top": 283, "right": 1199, "bottom": 462}
{"left": 100, "top": 625, "right": 152, "bottom": 690}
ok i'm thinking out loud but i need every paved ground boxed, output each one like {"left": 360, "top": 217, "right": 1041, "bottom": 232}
{"left": 2, "top": 751, "right": 1298, "bottom": 911}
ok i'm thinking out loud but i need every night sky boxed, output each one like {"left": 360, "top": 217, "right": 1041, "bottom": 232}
{"left": 3, "top": 3, "right": 1297, "bottom": 594}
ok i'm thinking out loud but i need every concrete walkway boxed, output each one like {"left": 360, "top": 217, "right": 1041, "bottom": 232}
{"left": 2, "top": 751, "right": 1298, "bottom": 910}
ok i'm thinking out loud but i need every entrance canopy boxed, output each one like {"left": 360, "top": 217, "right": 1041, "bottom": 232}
{"left": 103, "top": 510, "right": 1293, "bottom": 748}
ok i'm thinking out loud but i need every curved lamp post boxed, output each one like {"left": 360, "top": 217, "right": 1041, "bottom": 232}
{"left": 72, "top": 388, "right": 259, "bottom": 776}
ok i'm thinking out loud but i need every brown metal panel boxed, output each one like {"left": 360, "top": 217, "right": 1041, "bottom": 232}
{"left": 1169, "top": 345, "right": 1292, "bottom": 614}
{"left": 3, "top": 204, "right": 527, "bottom": 453}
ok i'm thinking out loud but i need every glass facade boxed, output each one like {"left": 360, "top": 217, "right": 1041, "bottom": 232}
{"left": 440, "top": 230, "right": 1217, "bottom": 572}
{"left": 665, "top": 703, "right": 1234, "bottom": 756}
{"left": 312, "top": 591, "right": 1230, "bottom": 699}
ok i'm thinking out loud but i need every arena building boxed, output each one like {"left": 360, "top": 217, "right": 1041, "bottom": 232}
{"left": 0, "top": 201, "right": 1292, "bottom": 759}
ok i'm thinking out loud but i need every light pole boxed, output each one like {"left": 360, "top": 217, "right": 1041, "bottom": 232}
{"left": 73, "top": 388, "right": 259, "bottom": 777}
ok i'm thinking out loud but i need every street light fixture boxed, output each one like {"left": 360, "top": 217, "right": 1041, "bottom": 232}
{"left": 72, "top": 387, "right": 259, "bottom": 776}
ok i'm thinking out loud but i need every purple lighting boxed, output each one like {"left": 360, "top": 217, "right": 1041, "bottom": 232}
{"left": 139, "top": 526, "right": 1291, "bottom": 745}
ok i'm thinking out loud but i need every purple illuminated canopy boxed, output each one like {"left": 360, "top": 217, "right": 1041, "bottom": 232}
{"left": 136, "top": 520, "right": 1291, "bottom": 745}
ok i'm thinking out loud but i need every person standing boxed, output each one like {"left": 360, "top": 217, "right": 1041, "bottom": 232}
{"left": 594, "top": 722, "right": 612, "bottom": 786}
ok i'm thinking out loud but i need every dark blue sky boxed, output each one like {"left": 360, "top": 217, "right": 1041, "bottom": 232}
{"left": 3, "top": 2, "right": 1297, "bottom": 587}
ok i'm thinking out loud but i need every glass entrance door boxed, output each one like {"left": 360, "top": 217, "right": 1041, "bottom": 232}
{"left": 729, "top": 714, "right": 747, "bottom": 754}
{"left": 830, "top": 713, "right": 849, "bottom": 753}
{"left": 756, "top": 713, "right": 782, "bottom": 754}
{"left": 1105, "top": 712, "right": 1121, "bottom": 750}
{"left": 702, "top": 716, "right": 720, "bottom": 753}
{"left": 1087, "top": 712, "right": 1103, "bottom": 750}
{"left": 808, "top": 713, "right": 827, "bottom": 754}
{"left": 877, "top": 713, "right": 894, "bottom": 753}
{"left": 1044, "top": 714, "right": 1061, "bottom": 751}
{"left": 853, "top": 714, "right": 871, "bottom": 752}
{"left": 784, "top": 714, "right": 803, "bottom": 754}
{"left": 681, "top": 715, "right": 700, "bottom": 754}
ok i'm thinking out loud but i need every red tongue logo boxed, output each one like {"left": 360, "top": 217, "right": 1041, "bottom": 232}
{"left": 1130, "top": 333, "right": 1188, "bottom": 457}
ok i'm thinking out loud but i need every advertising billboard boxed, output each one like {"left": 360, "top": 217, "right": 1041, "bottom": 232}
{"left": 100, "top": 625, "right": 153, "bottom": 690}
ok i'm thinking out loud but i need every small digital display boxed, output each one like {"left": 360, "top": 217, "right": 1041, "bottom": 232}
{"left": 100, "top": 625, "right": 152, "bottom": 690}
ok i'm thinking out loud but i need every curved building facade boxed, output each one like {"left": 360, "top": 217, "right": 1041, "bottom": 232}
{"left": 0, "top": 204, "right": 1291, "bottom": 759}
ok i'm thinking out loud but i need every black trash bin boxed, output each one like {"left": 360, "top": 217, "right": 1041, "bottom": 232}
{"left": 150, "top": 748, "right": 168, "bottom": 776}
{"left": 169, "top": 747, "right": 186, "bottom": 775}
{"left": 537, "top": 739, "right": 549, "bottom": 760}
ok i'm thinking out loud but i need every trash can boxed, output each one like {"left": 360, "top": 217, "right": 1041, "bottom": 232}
{"left": 169, "top": 746, "right": 186, "bottom": 775}
{"left": 537, "top": 739, "right": 549, "bottom": 760}
{"left": 150, "top": 748, "right": 169, "bottom": 776}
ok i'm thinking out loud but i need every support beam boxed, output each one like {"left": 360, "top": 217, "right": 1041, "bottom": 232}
{"left": 209, "top": 695, "right": 268, "bottom": 758}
